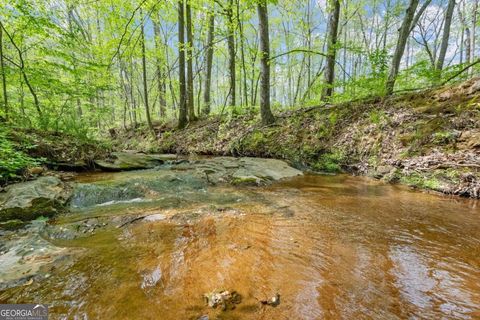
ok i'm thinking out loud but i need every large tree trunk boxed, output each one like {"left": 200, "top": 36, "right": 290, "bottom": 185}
{"left": 321, "top": 0, "right": 341, "bottom": 100}
{"left": 257, "top": 0, "right": 274, "bottom": 125}
{"left": 203, "top": 9, "right": 215, "bottom": 116}
{"left": 153, "top": 19, "right": 166, "bottom": 117}
{"left": 436, "top": 0, "right": 456, "bottom": 73}
{"left": 226, "top": 0, "right": 236, "bottom": 108}
{"left": 0, "top": 26, "right": 7, "bottom": 120}
{"left": 186, "top": 1, "right": 196, "bottom": 121}
{"left": 386, "top": 0, "right": 420, "bottom": 95}
{"left": 178, "top": 0, "right": 188, "bottom": 129}
{"left": 140, "top": 10, "right": 154, "bottom": 135}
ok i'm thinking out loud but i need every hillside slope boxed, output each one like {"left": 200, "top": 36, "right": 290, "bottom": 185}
{"left": 118, "top": 79, "right": 480, "bottom": 198}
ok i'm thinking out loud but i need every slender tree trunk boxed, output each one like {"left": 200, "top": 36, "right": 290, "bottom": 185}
{"left": 226, "top": 0, "right": 236, "bottom": 108}
{"left": 186, "top": 1, "right": 196, "bottom": 121}
{"left": 0, "top": 27, "right": 7, "bottom": 120}
{"left": 470, "top": 0, "right": 478, "bottom": 76}
{"left": 408, "top": 0, "right": 433, "bottom": 33}
{"left": 236, "top": 0, "right": 248, "bottom": 106}
{"left": 0, "top": 22, "right": 42, "bottom": 119}
{"left": 140, "top": 10, "right": 155, "bottom": 135}
{"left": 321, "top": 0, "right": 341, "bottom": 100}
{"left": 257, "top": 0, "right": 274, "bottom": 125}
{"left": 460, "top": 24, "right": 464, "bottom": 66}
{"left": 203, "top": 9, "right": 215, "bottom": 115}
{"left": 386, "top": 0, "right": 420, "bottom": 95}
{"left": 459, "top": 1, "right": 471, "bottom": 65}
{"left": 178, "top": 0, "right": 188, "bottom": 129}
{"left": 153, "top": 19, "right": 166, "bottom": 117}
{"left": 436, "top": 0, "right": 456, "bottom": 73}
{"left": 306, "top": 1, "right": 312, "bottom": 100}
{"left": 342, "top": 1, "right": 348, "bottom": 92}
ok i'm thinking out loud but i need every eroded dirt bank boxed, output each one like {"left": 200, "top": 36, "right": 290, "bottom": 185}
{"left": 117, "top": 79, "right": 480, "bottom": 198}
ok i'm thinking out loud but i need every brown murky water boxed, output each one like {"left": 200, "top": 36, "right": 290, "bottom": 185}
{"left": 1, "top": 174, "right": 480, "bottom": 319}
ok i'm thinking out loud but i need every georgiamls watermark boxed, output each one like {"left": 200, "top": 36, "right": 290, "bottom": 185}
{"left": 0, "top": 304, "right": 48, "bottom": 320}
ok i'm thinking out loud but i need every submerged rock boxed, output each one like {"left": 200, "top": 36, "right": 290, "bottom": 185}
{"left": 70, "top": 172, "right": 207, "bottom": 209}
{"left": 203, "top": 290, "right": 242, "bottom": 310}
{"left": 260, "top": 293, "right": 281, "bottom": 307}
{"left": 0, "top": 177, "right": 71, "bottom": 222}
{"left": 0, "top": 221, "right": 70, "bottom": 290}
{"left": 94, "top": 152, "right": 167, "bottom": 171}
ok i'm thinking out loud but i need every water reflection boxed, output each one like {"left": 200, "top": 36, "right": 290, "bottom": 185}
{"left": 1, "top": 174, "right": 479, "bottom": 319}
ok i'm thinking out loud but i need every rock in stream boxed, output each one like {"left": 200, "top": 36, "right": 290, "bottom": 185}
{"left": 0, "top": 176, "right": 71, "bottom": 223}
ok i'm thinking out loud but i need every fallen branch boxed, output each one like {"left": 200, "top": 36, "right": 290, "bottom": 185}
{"left": 443, "top": 58, "right": 480, "bottom": 85}
{"left": 269, "top": 49, "right": 328, "bottom": 61}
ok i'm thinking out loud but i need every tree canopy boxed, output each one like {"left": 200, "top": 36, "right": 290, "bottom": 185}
{"left": 0, "top": 0, "right": 478, "bottom": 135}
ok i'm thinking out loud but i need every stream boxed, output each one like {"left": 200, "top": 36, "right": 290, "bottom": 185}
{"left": 0, "top": 158, "right": 479, "bottom": 319}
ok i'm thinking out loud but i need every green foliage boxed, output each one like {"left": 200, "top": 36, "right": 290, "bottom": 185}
{"left": 0, "top": 128, "right": 40, "bottom": 183}
{"left": 368, "top": 109, "right": 389, "bottom": 127}
{"left": 313, "top": 150, "right": 345, "bottom": 173}
{"left": 368, "top": 49, "right": 388, "bottom": 78}
{"left": 400, "top": 173, "right": 442, "bottom": 191}
{"left": 432, "top": 131, "right": 456, "bottom": 145}
{"left": 0, "top": 0, "right": 476, "bottom": 141}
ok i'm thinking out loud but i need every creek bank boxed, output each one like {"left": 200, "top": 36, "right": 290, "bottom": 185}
{"left": 116, "top": 79, "right": 480, "bottom": 198}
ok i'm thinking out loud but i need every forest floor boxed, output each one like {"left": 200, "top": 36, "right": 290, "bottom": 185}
{"left": 117, "top": 78, "right": 480, "bottom": 198}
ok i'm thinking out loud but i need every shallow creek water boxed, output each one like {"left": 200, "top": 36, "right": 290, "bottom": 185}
{"left": 1, "top": 171, "right": 480, "bottom": 319}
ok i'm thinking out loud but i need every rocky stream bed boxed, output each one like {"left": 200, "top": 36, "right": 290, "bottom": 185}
{"left": 0, "top": 154, "right": 479, "bottom": 319}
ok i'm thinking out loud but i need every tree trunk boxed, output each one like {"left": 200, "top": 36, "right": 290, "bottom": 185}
{"left": 321, "top": 0, "right": 341, "bottom": 100}
{"left": 178, "top": 0, "right": 188, "bottom": 129}
{"left": 140, "top": 10, "right": 155, "bottom": 136}
{"left": 306, "top": 1, "right": 312, "bottom": 100}
{"left": 203, "top": 9, "right": 215, "bottom": 115}
{"left": 470, "top": 0, "right": 478, "bottom": 76}
{"left": 0, "top": 26, "right": 7, "bottom": 120}
{"left": 436, "top": 0, "right": 456, "bottom": 73}
{"left": 0, "top": 22, "right": 42, "bottom": 119}
{"left": 409, "top": 0, "right": 433, "bottom": 33}
{"left": 226, "top": 0, "right": 236, "bottom": 108}
{"left": 237, "top": 0, "right": 248, "bottom": 106}
{"left": 257, "top": 0, "right": 274, "bottom": 125}
{"left": 459, "top": 1, "right": 471, "bottom": 65}
{"left": 386, "top": 0, "right": 420, "bottom": 95}
{"left": 186, "top": 1, "right": 196, "bottom": 121}
{"left": 153, "top": 18, "right": 166, "bottom": 117}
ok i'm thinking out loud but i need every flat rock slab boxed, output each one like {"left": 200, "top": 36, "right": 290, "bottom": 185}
{"left": 185, "top": 157, "right": 302, "bottom": 186}
{"left": 236, "top": 157, "right": 303, "bottom": 182}
{"left": 94, "top": 152, "right": 169, "bottom": 171}
{"left": 0, "top": 176, "right": 71, "bottom": 222}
